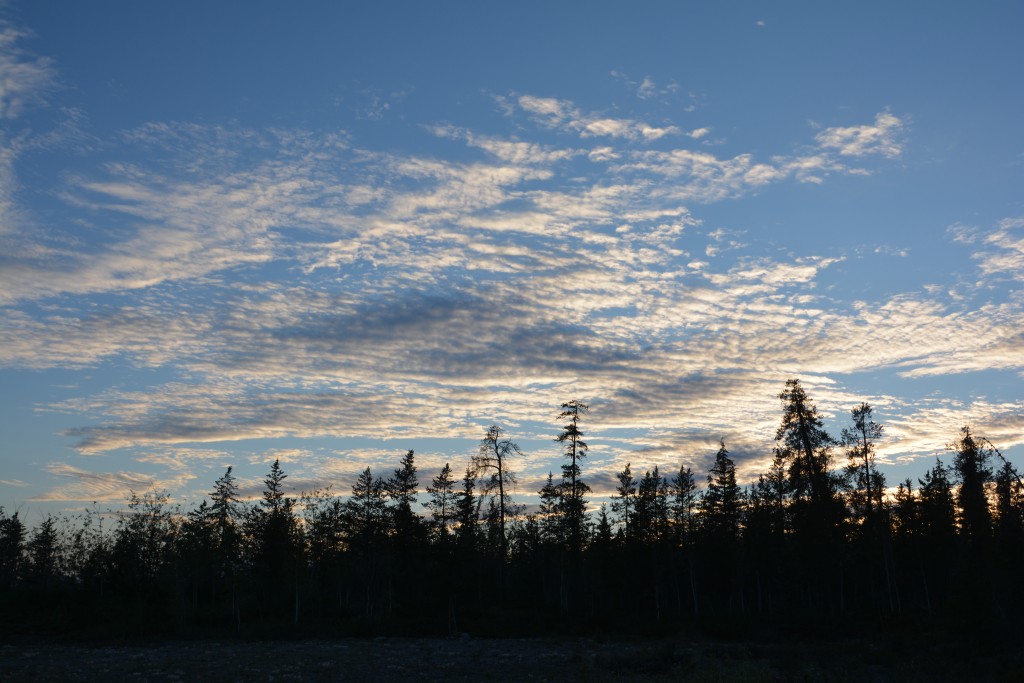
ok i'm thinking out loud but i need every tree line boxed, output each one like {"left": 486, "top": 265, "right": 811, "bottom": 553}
{"left": 1, "top": 380, "right": 1022, "bottom": 639}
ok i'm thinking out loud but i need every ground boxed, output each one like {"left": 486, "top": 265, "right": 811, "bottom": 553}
{"left": 0, "top": 635, "right": 1020, "bottom": 682}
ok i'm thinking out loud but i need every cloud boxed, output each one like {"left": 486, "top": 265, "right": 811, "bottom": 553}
{"left": 815, "top": 111, "right": 905, "bottom": 158}
{"left": 609, "top": 71, "right": 680, "bottom": 101}
{"left": 0, "top": 23, "right": 57, "bottom": 237}
{"left": 8, "top": 83, "right": 1013, "bottom": 500}
{"left": 34, "top": 463, "right": 195, "bottom": 502}
{"left": 971, "top": 217, "right": 1024, "bottom": 281}
{"left": 0, "top": 25, "right": 55, "bottom": 120}
{"left": 514, "top": 94, "right": 680, "bottom": 141}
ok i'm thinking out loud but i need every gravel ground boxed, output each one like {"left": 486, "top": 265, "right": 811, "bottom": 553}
{"left": 1, "top": 635, "right": 1020, "bottom": 682}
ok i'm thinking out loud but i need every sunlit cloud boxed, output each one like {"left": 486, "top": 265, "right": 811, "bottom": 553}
{"left": 34, "top": 463, "right": 196, "bottom": 502}
{"left": 815, "top": 111, "right": 905, "bottom": 158}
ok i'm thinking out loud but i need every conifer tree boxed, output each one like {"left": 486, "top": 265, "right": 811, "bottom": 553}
{"left": 343, "top": 466, "right": 387, "bottom": 550}
{"left": 841, "top": 403, "right": 884, "bottom": 527}
{"left": 209, "top": 466, "right": 241, "bottom": 579}
{"left": 454, "top": 466, "right": 478, "bottom": 552}
{"left": 612, "top": 463, "right": 637, "bottom": 542}
{"left": 0, "top": 508, "right": 25, "bottom": 591}
{"left": 424, "top": 462, "right": 457, "bottom": 543}
{"left": 950, "top": 427, "right": 992, "bottom": 547}
{"left": 669, "top": 466, "right": 698, "bottom": 546}
{"left": 27, "top": 516, "right": 60, "bottom": 590}
{"left": 387, "top": 450, "right": 421, "bottom": 542}
{"left": 471, "top": 425, "right": 521, "bottom": 560}
{"left": 555, "top": 399, "right": 590, "bottom": 553}
{"left": 702, "top": 441, "right": 742, "bottom": 543}
{"left": 537, "top": 472, "right": 563, "bottom": 545}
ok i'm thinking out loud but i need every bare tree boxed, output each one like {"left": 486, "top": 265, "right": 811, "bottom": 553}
{"left": 471, "top": 425, "right": 521, "bottom": 560}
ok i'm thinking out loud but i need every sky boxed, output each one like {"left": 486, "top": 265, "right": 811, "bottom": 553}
{"left": 1, "top": 1, "right": 1023, "bottom": 520}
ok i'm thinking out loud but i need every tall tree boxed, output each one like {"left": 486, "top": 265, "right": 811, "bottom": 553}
{"left": 0, "top": 508, "right": 25, "bottom": 591}
{"left": 950, "top": 427, "right": 992, "bottom": 548}
{"left": 537, "top": 472, "right": 563, "bottom": 546}
{"left": 611, "top": 463, "right": 637, "bottom": 542}
{"left": 343, "top": 466, "right": 387, "bottom": 550}
{"left": 774, "top": 379, "right": 843, "bottom": 545}
{"left": 635, "top": 467, "right": 668, "bottom": 545}
{"left": 841, "top": 403, "right": 884, "bottom": 527}
{"left": 775, "top": 380, "right": 834, "bottom": 506}
{"left": 248, "top": 459, "right": 303, "bottom": 613}
{"left": 555, "top": 399, "right": 590, "bottom": 553}
{"left": 208, "top": 466, "right": 241, "bottom": 581}
{"left": 387, "top": 450, "right": 422, "bottom": 542}
{"left": 424, "top": 463, "right": 457, "bottom": 544}
{"left": 471, "top": 425, "right": 521, "bottom": 560}
{"left": 702, "top": 441, "right": 742, "bottom": 543}
{"left": 26, "top": 516, "right": 60, "bottom": 590}
{"left": 454, "top": 466, "right": 479, "bottom": 552}
{"left": 669, "top": 466, "right": 698, "bottom": 547}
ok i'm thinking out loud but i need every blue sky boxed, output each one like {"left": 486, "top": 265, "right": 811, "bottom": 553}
{"left": 2, "top": 1, "right": 1023, "bottom": 518}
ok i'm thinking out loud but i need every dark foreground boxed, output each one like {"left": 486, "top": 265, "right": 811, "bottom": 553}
{"left": 2, "top": 634, "right": 1022, "bottom": 683}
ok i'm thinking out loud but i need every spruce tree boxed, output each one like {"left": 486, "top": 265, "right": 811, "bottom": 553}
{"left": 555, "top": 399, "right": 590, "bottom": 554}
{"left": 424, "top": 462, "right": 457, "bottom": 544}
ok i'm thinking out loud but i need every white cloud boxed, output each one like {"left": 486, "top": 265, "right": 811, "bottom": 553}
{"left": 0, "top": 25, "right": 55, "bottom": 120}
{"left": 35, "top": 463, "right": 195, "bottom": 502}
{"left": 514, "top": 94, "right": 680, "bottom": 141}
{"left": 815, "top": 111, "right": 905, "bottom": 158}
{"left": 8, "top": 86, "right": 1011, "bottom": 498}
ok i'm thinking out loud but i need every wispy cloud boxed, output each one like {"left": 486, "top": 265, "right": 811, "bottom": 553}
{"left": 0, "top": 25, "right": 54, "bottom": 120}
{"left": 4, "top": 79, "right": 1012, "bottom": 493}
{"left": 815, "top": 111, "right": 905, "bottom": 158}
{"left": 512, "top": 94, "right": 680, "bottom": 140}
{"left": 34, "top": 463, "right": 195, "bottom": 502}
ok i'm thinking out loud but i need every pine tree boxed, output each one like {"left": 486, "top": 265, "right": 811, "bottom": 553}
{"left": 555, "top": 399, "right": 590, "bottom": 553}
{"left": 775, "top": 380, "right": 842, "bottom": 543}
{"left": 208, "top": 466, "right": 241, "bottom": 580}
{"left": 611, "top": 463, "right": 637, "bottom": 542}
{"left": 424, "top": 462, "right": 457, "bottom": 544}
{"left": 537, "top": 472, "right": 563, "bottom": 546}
{"left": 994, "top": 460, "right": 1024, "bottom": 553}
{"left": 27, "top": 516, "right": 60, "bottom": 590}
{"left": 702, "top": 441, "right": 742, "bottom": 543}
{"left": 0, "top": 508, "right": 25, "bottom": 591}
{"left": 841, "top": 403, "right": 884, "bottom": 528}
{"left": 471, "top": 425, "right": 521, "bottom": 560}
{"left": 387, "top": 450, "right": 422, "bottom": 542}
{"left": 669, "top": 466, "right": 697, "bottom": 547}
{"left": 247, "top": 459, "right": 303, "bottom": 616}
{"left": 454, "top": 466, "right": 479, "bottom": 552}
{"left": 343, "top": 466, "right": 387, "bottom": 551}
{"left": 950, "top": 427, "right": 992, "bottom": 548}
{"left": 918, "top": 459, "right": 956, "bottom": 544}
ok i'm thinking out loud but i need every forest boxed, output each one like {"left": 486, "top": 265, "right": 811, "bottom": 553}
{"left": 1, "top": 379, "right": 1022, "bottom": 642}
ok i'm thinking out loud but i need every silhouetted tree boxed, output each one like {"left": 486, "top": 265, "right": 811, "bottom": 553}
{"left": 247, "top": 460, "right": 303, "bottom": 619}
{"left": 556, "top": 399, "right": 590, "bottom": 554}
{"left": 537, "top": 472, "right": 563, "bottom": 546}
{"left": 471, "top": 425, "right": 521, "bottom": 560}
{"left": 454, "top": 466, "right": 479, "bottom": 553}
{"left": 26, "top": 516, "right": 60, "bottom": 590}
{"left": 669, "top": 466, "right": 698, "bottom": 547}
{"left": 0, "top": 508, "right": 25, "bottom": 591}
{"left": 424, "top": 462, "right": 457, "bottom": 544}
{"left": 612, "top": 463, "right": 637, "bottom": 542}
{"left": 841, "top": 403, "right": 884, "bottom": 528}
{"left": 951, "top": 427, "right": 992, "bottom": 548}
{"left": 110, "top": 490, "right": 177, "bottom": 595}
{"left": 387, "top": 450, "right": 422, "bottom": 542}
{"left": 702, "top": 441, "right": 742, "bottom": 543}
